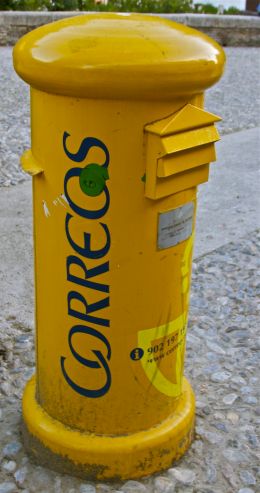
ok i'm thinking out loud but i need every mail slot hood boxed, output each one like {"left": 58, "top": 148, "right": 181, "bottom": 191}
{"left": 144, "top": 104, "right": 221, "bottom": 199}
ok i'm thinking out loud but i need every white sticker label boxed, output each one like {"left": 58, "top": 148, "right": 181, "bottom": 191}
{"left": 158, "top": 202, "right": 194, "bottom": 249}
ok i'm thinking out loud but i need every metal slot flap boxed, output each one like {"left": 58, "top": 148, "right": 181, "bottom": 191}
{"left": 157, "top": 143, "right": 216, "bottom": 178}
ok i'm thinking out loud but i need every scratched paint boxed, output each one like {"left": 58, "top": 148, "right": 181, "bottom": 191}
{"left": 42, "top": 200, "right": 50, "bottom": 218}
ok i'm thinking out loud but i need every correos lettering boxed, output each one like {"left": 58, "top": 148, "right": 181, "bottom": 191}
{"left": 60, "top": 132, "right": 111, "bottom": 398}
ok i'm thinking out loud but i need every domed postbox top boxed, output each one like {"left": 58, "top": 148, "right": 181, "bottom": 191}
{"left": 13, "top": 13, "right": 225, "bottom": 100}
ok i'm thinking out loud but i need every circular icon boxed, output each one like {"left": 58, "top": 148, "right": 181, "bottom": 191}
{"left": 130, "top": 348, "right": 144, "bottom": 361}
{"left": 79, "top": 163, "right": 109, "bottom": 197}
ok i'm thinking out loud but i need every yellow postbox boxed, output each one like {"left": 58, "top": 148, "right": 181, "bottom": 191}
{"left": 13, "top": 13, "right": 225, "bottom": 480}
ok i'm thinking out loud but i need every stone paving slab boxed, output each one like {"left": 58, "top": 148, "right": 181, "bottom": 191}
{"left": 195, "top": 126, "right": 260, "bottom": 257}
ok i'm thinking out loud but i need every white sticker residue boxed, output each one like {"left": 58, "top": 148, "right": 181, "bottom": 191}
{"left": 158, "top": 202, "right": 194, "bottom": 249}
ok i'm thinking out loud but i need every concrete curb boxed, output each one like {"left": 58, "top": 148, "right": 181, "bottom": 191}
{"left": 0, "top": 11, "right": 259, "bottom": 46}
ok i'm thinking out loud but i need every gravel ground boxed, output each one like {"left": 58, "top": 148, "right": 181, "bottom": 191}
{"left": 0, "top": 43, "right": 260, "bottom": 493}
{"left": 0, "top": 46, "right": 260, "bottom": 187}
{"left": 0, "top": 231, "right": 259, "bottom": 493}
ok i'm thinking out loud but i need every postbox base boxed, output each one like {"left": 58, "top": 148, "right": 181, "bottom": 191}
{"left": 22, "top": 375, "right": 195, "bottom": 481}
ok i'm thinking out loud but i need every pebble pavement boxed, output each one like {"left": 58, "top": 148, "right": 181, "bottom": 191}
{"left": 0, "top": 233, "right": 259, "bottom": 493}
{"left": 0, "top": 45, "right": 260, "bottom": 493}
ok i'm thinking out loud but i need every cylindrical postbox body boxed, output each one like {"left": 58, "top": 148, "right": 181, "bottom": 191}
{"left": 13, "top": 14, "right": 225, "bottom": 480}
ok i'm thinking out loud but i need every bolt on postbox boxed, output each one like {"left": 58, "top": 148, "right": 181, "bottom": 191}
{"left": 13, "top": 13, "right": 225, "bottom": 481}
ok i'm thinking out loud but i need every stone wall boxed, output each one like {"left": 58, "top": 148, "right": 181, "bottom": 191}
{"left": 0, "top": 11, "right": 259, "bottom": 46}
